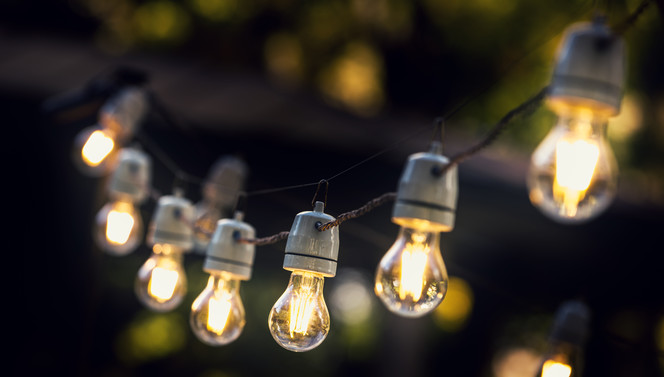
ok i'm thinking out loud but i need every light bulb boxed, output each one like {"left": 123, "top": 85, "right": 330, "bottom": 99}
{"left": 190, "top": 212, "right": 255, "bottom": 346}
{"left": 529, "top": 17, "right": 625, "bottom": 223}
{"left": 535, "top": 301, "right": 590, "bottom": 377}
{"left": 135, "top": 243, "right": 187, "bottom": 312}
{"left": 95, "top": 199, "right": 143, "bottom": 256}
{"left": 73, "top": 126, "right": 118, "bottom": 176}
{"left": 190, "top": 272, "right": 245, "bottom": 345}
{"left": 375, "top": 225, "right": 448, "bottom": 317}
{"left": 93, "top": 147, "right": 151, "bottom": 256}
{"left": 528, "top": 112, "right": 617, "bottom": 223}
{"left": 377, "top": 141, "right": 457, "bottom": 317}
{"left": 137, "top": 192, "right": 195, "bottom": 312}
{"left": 268, "top": 201, "right": 339, "bottom": 352}
{"left": 268, "top": 270, "right": 330, "bottom": 352}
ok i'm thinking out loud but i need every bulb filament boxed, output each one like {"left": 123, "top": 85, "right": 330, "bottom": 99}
{"left": 399, "top": 232, "right": 429, "bottom": 301}
{"left": 289, "top": 273, "right": 318, "bottom": 336}
{"left": 149, "top": 267, "right": 180, "bottom": 302}
{"left": 105, "top": 207, "right": 135, "bottom": 245}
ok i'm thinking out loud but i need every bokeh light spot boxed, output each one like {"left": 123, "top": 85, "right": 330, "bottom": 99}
{"left": 433, "top": 276, "right": 473, "bottom": 332}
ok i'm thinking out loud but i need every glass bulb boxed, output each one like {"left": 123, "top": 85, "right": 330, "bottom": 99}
{"left": 375, "top": 226, "right": 448, "bottom": 317}
{"left": 190, "top": 272, "right": 245, "bottom": 346}
{"left": 268, "top": 270, "right": 330, "bottom": 352}
{"left": 94, "top": 199, "right": 143, "bottom": 256}
{"left": 135, "top": 244, "right": 187, "bottom": 312}
{"left": 536, "top": 341, "right": 583, "bottom": 377}
{"left": 73, "top": 126, "right": 118, "bottom": 176}
{"left": 528, "top": 111, "right": 617, "bottom": 223}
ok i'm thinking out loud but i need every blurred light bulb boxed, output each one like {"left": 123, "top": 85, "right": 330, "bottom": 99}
{"left": 73, "top": 126, "right": 119, "bottom": 176}
{"left": 95, "top": 199, "right": 143, "bottom": 255}
{"left": 529, "top": 18, "right": 624, "bottom": 223}
{"left": 93, "top": 147, "right": 151, "bottom": 256}
{"left": 541, "top": 360, "right": 572, "bottom": 377}
{"left": 528, "top": 113, "right": 617, "bottom": 222}
{"left": 375, "top": 226, "right": 447, "bottom": 317}
{"left": 190, "top": 272, "right": 245, "bottom": 345}
{"left": 269, "top": 270, "right": 330, "bottom": 352}
{"left": 136, "top": 244, "right": 187, "bottom": 312}
{"left": 535, "top": 300, "right": 590, "bottom": 377}
{"left": 137, "top": 193, "right": 195, "bottom": 312}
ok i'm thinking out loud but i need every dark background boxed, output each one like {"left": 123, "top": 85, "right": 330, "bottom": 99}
{"left": 5, "top": 1, "right": 664, "bottom": 377}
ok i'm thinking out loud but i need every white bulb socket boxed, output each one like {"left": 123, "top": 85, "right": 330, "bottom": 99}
{"left": 107, "top": 147, "right": 151, "bottom": 203}
{"left": 147, "top": 193, "right": 195, "bottom": 250}
{"left": 202, "top": 156, "right": 249, "bottom": 209}
{"left": 548, "top": 17, "right": 625, "bottom": 115}
{"left": 99, "top": 86, "right": 149, "bottom": 141}
{"left": 392, "top": 142, "right": 458, "bottom": 232}
{"left": 203, "top": 212, "right": 256, "bottom": 280}
{"left": 283, "top": 201, "right": 339, "bottom": 277}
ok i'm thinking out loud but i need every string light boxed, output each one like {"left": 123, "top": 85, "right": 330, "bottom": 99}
{"left": 47, "top": 0, "right": 658, "bottom": 356}
{"left": 94, "top": 147, "right": 151, "bottom": 256}
{"left": 375, "top": 141, "right": 457, "bottom": 317}
{"left": 136, "top": 192, "right": 195, "bottom": 312}
{"left": 73, "top": 87, "right": 149, "bottom": 176}
{"left": 190, "top": 211, "right": 255, "bottom": 346}
{"left": 527, "top": 16, "right": 625, "bottom": 223}
{"left": 268, "top": 201, "right": 339, "bottom": 352}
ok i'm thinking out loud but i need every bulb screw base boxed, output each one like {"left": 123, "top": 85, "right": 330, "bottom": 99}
{"left": 203, "top": 212, "right": 256, "bottom": 280}
{"left": 392, "top": 142, "right": 458, "bottom": 232}
{"left": 107, "top": 147, "right": 151, "bottom": 203}
{"left": 147, "top": 194, "right": 195, "bottom": 250}
{"left": 283, "top": 201, "right": 339, "bottom": 277}
{"left": 548, "top": 17, "right": 625, "bottom": 115}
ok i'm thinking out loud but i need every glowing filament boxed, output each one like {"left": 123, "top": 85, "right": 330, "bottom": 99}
{"left": 541, "top": 360, "right": 572, "bottom": 377}
{"left": 554, "top": 138, "right": 599, "bottom": 216}
{"left": 289, "top": 275, "right": 316, "bottom": 336}
{"left": 149, "top": 267, "right": 179, "bottom": 302}
{"left": 82, "top": 130, "right": 114, "bottom": 166}
{"left": 105, "top": 210, "right": 135, "bottom": 245}
{"left": 399, "top": 234, "right": 429, "bottom": 301}
{"left": 207, "top": 295, "right": 233, "bottom": 335}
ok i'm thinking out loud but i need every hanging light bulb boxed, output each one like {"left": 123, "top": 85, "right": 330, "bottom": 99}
{"left": 94, "top": 147, "right": 151, "bottom": 256}
{"left": 536, "top": 301, "right": 590, "bottom": 377}
{"left": 268, "top": 201, "right": 339, "bottom": 352}
{"left": 375, "top": 141, "right": 457, "bottom": 317}
{"left": 527, "top": 16, "right": 625, "bottom": 223}
{"left": 136, "top": 192, "right": 194, "bottom": 312}
{"left": 193, "top": 156, "right": 249, "bottom": 253}
{"left": 190, "top": 211, "right": 255, "bottom": 346}
{"left": 73, "top": 87, "right": 149, "bottom": 176}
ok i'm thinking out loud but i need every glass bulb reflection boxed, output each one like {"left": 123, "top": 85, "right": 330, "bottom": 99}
{"left": 268, "top": 271, "right": 330, "bottom": 352}
{"left": 135, "top": 244, "right": 187, "bottom": 312}
{"left": 375, "top": 226, "right": 448, "bottom": 317}
{"left": 528, "top": 111, "right": 617, "bottom": 223}
{"left": 190, "top": 272, "right": 245, "bottom": 346}
{"left": 95, "top": 200, "right": 143, "bottom": 256}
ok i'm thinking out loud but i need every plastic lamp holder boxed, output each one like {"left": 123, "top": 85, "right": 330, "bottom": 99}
{"left": 203, "top": 212, "right": 256, "bottom": 280}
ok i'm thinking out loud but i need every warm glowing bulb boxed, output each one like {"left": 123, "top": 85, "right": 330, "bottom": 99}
{"left": 190, "top": 272, "right": 245, "bottom": 346}
{"left": 268, "top": 270, "right": 330, "bottom": 352}
{"left": 73, "top": 126, "right": 119, "bottom": 176}
{"left": 375, "top": 226, "right": 448, "bottom": 317}
{"left": 95, "top": 200, "right": 143, "bottom": 256}
{"left": 541, "top": 360, "right": 572, "bottom": 377}
{"left": 528, "top": 112, "right": 617, "bottom": 223}
{"left": 135, "top": 244, "right": 187, "bottom": 312}
{"left": 82, "top": 129, "right": 115, "bottom": 166}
